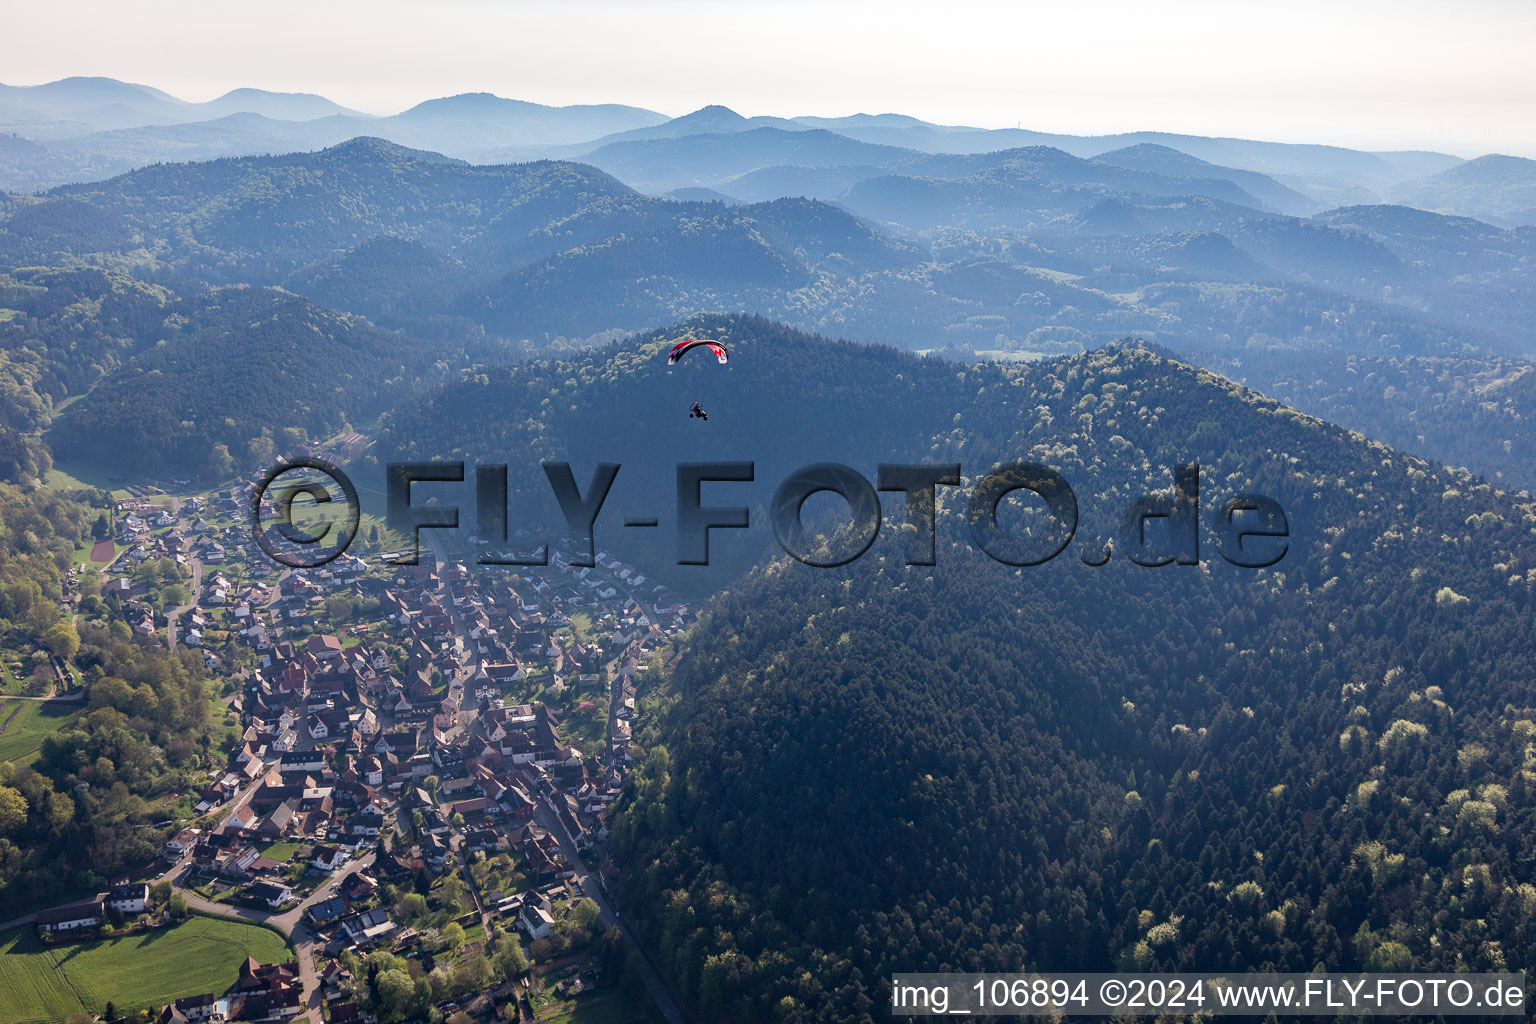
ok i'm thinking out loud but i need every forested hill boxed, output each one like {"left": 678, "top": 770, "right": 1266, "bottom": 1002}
{"left": 46, "top": 285, "right": 463, "bottom": 477}
{"left": 1187, "top": 346, "right": 1536, "bottom": 493}
{"left": 377, "top": 313, "right": 1531, "bottom": 577}
{"left": 35, "top": 138, "right": 633, "bottom": 280}
{"left": 377, "top": 314, "right": 1014, "bottom": 585}
{"left": 599, "top": 340, "right": 1536, "bottom": 1022}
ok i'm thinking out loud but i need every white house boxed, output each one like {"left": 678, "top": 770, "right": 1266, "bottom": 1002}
{"left": 519, "top": 903, "right": 554, "bottom": 940}
{"left": 248, "top": 878, "right": 295, "bottom": 909}
{"left": 310, "top": 844, "right": 348, "bottom": 873}
{"left": 107, "top": 881, "right": 150, "bottom": 914}
{"left": 38, "top": 898, "right": 104, "bottom": 934}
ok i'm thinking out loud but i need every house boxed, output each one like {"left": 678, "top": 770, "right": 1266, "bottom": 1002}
{"left": 247, "top": 878, "right": 295, "bottom": 909}
{"left": 107, "top": 881, "right": 150, "bottom": 914}
{"left": 310, "top": 844, "right": 348, "bottom": 873}
{"left": 215, "top": 840, "right": 262, "bottom": 878}
{"left": 484, "top": 661, "right": 525, "bottom": 683}
{"left": 327, "top": 1003, "right": 362, "bottom": 1024}
{"left": 307, "top": 634, "right": 344, "bottom": 661}
{"left": 340, "top": 906, "right": 396, "bottom": 946}
{"left": 349, "top": 801, "right": 385, "bottom": 837}
{"left": 360, "top": 755, "right": 384, "bottom": 787}
{"left": 278, "top": 747, "right": 327, "bottom": 771}
{"left": 158, "top": 993, "right": 222, "bottom": 1024}
{"left": 307, "top": 897, "right": 350, "bottom": 926}
{"left": 37, "top": 898, "right": 104, "bottom": 934}
{"left": 339, "top": 871, "right": 378, "bottom": 902}
{"left": 519, "top": 902, "right": 554, "bottom": 940}
{"left": 320, "top": 960, "right": 355, "bottom": 998}
{"left": 230, "top": 958, "right": 302, "bottom": 1021}
{"left": 256, "top": 799, "right": 298, "bottom": 840}
{"left": 228, "top": 986, "right": 300, "bottom": 1021}
{"left": 422, "top": 831, "right": 449, "bottom": 868}
{"left": 226, "top": 803, "right": 259, "bottom": 833}
{"left": 503, "top": 784, "right": 538, "bottom": 822}
{"left": 324, "top": 1000, "right": 359, "bottom": 1024}
{"left": 464, "top": 824, "right": 507, "bottom": 853}
{"left": 163, "top": 827, "right": 201, "bottom": 860}
{"left": 447, "top": 796, "right": 492, "bottom": 820}
{"left": 237, "top": 955, "right": 300, "bottom": 992}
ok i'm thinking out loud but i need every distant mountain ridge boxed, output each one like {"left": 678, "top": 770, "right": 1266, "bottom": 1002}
{"left": 0, "top": 78, "right": 1521, "bottom": 226}
{"left": 3, "top": 102, "right": 1535, "bottom": 499}
{"left": 0, "top": 76, "right": 368, "bottom": 130}
{"left": 0, "top": 79, "right": 670, "bottom": 190}
{"left": 1389, "top": 154, "right": 1536, "bottom": 227}
{"left": 6, "top": 133, "right": 1533, "bottom": 370}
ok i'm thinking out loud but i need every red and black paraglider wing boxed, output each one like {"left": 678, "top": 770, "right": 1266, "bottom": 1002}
{"left": 667, "top": 339, "right": 729, "bottom": 365}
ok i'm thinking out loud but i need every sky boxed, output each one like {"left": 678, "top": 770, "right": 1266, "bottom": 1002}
{"left": 7, "top": 0, "right": 1536, "bottom": 156}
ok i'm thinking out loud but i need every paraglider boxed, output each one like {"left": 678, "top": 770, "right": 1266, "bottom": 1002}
{"left": 667, "top": 339, "right": 728, "bottom": 365}
{"left": 667, "top": 339, "right": 727, "bottom": 421}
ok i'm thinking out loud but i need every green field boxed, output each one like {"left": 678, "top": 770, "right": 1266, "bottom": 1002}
{"left": 257, "top": 840, "right": 303, "bottom": 863}
{"left": 0, "top": 701, "right": 78, "bottom": 764}
{"left": 0, "top": 916, "right": 292, "bottom": 1024}
{"left": 42, "top": 459, "right": 129, "bottom": 498}
{"left": 563, "top": 702, "right": 608, "bottom": 756}
{"left": 538, "top": 990, "right": 652, "bottom": 1024}
{"left": 72, "top": 540, "right": 115, "bottom": 568}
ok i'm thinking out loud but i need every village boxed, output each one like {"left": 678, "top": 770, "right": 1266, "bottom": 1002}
{"left": 31, "top": 461, "right": 694, "bottom": 1024}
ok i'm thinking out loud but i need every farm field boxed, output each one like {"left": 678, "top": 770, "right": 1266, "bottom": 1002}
{"left": 0, "top": 916, "right": 292, "bottom": 1024}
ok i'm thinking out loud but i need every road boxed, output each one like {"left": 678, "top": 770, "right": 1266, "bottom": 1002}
{"left": 0, "top": 690, "right": 86, "bottom": 704}
{"left": 166, "top": 556, "right": 204, "bottom": 651}
{"left": 0, "top": 907, "right": 37, "bottom": 930}
{"left": 175, "top": 851, "right": 375, "bottom": 1024}
{"left": 535, "top": 802, "right": 690, "bottom": 1024}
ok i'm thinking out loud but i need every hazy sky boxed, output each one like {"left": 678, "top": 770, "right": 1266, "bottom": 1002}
{"left": 9, "top": 0, "right": 1536, "bottom": 156}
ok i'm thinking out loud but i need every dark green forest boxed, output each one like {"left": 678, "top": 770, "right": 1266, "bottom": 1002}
{"left": 599, "top": 344, "right": 1536, "bottom": 1022}
{"left": 46, "top": 286, "right": 457, "bottom": 475}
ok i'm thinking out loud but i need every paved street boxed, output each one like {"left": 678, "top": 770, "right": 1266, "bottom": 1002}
{"left": 536, "top": 802, "right": 690, "bottom": 1024}
{"left": 166, "top": 556, "right": 204, "bottom": 651}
